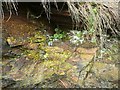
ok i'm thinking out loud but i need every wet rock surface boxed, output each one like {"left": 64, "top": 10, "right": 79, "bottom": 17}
{"left": 1, "top": 15, "right": 119, "bottom": 88}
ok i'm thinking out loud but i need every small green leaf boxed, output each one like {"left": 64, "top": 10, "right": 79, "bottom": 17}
{"left": 55, "top": 28, "right": 59, "bottom": 32}
{"left": 93, "top": 8, "right": 97, "bottom": 14}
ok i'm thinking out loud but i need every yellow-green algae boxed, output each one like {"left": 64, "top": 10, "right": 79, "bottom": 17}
{"left": 17, "top": 31, "right": 77, "bottom": 87}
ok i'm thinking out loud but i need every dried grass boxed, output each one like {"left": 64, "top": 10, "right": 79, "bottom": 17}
{"left": 1, "top": 0, "right": 18, "bottom": 21}
{"left": 2, "top": 1, "right": 119, "bottom": 41}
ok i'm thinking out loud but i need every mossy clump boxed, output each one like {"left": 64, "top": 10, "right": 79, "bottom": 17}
{"left": 22, "top": 31, "right": 47, "bottom": 61}
{"left": 27, "top": 31, "right": 47, "bottom": 49}
{"left": 24, "top": 50, "right": 41, "bottom": 60}
{"left": 41, "top": 47, "right": 75, "bottom": 79}
{"left": 44, "top": 46, "right": 71, "bottom": 61}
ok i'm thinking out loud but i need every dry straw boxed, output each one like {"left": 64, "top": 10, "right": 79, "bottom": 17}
{"left": 1, "top": 1, "right": 119, "bottom": 36}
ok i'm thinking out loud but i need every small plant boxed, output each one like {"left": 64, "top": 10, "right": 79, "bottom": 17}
{"left": 47, "top": 28, "right": 66, "bottom": 46}
{"left": 68, "top": 7, "right": 98, "bottom": 47}
{"left": 69, "top": 30, "right": 84, "bottom": 46}
{"left": 69, "top": 29, "right": 97, "bottom": 46}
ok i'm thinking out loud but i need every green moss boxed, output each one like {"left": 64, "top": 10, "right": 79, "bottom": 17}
{"left": 28, "top": 31, "right": 46, "bottom": 43}
{"left": 24, "top": 50, "right": 40, "bottom": 60}
{"left": 26, "top": 31, "right": 47, "bottom": 50}
{"left": 37, "top": 46, "right": 73, "bottom": 79}
{"left": 20, "top": 32, "right": 75, "bottom": 85}
{"left": 44, "top": 47, "right": 71, "bottom": 61}
{"left": 42, "top": 59, "right": 74, "bottom": 79}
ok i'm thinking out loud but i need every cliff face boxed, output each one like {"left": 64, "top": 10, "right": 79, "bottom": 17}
{"left": 2, "top": 14, "right": 119, "bottom": 88}
{"left": 1, "top": 2, "right": 120, "bottom": 88}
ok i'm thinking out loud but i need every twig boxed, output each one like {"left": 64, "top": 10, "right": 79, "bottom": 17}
{"left": 58, "top": 79, "right": 68, "bottom": 88}
{"left": 77, "top": 49, "right": 98, "bottom": 83}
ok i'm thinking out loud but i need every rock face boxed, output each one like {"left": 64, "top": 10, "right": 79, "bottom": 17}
{"left": 2, "top": 11, "right": 119, "bottom": 88}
